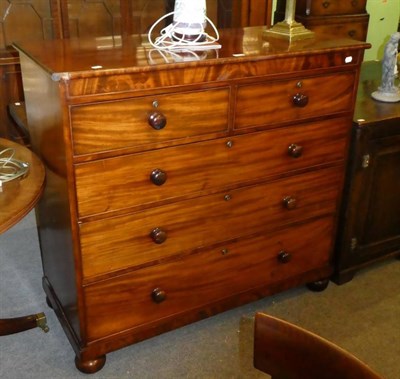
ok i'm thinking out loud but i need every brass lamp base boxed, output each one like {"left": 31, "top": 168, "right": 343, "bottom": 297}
{"left": 264, "top": 20, "right": 314, "bottom": 41}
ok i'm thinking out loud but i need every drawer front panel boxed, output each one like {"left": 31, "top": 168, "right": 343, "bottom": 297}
{"left": 309, "top": 21, "right": 368, "bottom": 42}
{"left": 80, "top": 166, "right": 342, "bottom": 279}
{"left": 297, "top": 0, "right": 367, "bottom": 16}
{"left": 70, "top": 88, "right": 230, "bottom": 155}
{"left": 234, "top": 72, "right": 355, "bottom": 129}
{"left": 83, "top": 217, "right": 334, "bottom": 341}
{"left": 75, "top": 118, "right": 349, "bottom": 217}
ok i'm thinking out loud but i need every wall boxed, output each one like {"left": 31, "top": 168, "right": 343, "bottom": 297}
{"left": 365, "top": 0, "right": 400, "bottom": 61}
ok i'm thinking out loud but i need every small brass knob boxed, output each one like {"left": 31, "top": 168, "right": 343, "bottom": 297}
{"left": 151, "top": 288, "right": 166, "bottom": 303}
{"left": 292, "top": 93, "right": 309, "bottom": 107}
{"left": 150, "top": 228, "right": 167, "bottom": 244}
{"left": 348, "top": 30, "right": 356, "bottom": 38}
{"left": 148, "top": 111, "right": 167, "bottom": 130}
{"left": 150, "top": 169, "right": 167, "bottom": 186}
{"left": 226, "top": 140, "right": 234, "bottom": 148}
{"left": 288, "top": 144, "right": 303, "bottom": 158}
{"left": 283, "top": 196, "right": 297, "bottom": 210}
{"left": 277, "top": 250, "right": 292, "bottom": 264}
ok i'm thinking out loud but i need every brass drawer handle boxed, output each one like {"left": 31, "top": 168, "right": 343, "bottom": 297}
{"left": 150, "top": 227, "right": 167, "bottom": 244}
{"left": 277, "top": 250, "right": 292, "bottom": 264}
{"left": 151, "top": 288, "right": 167, "bottom": 303}
{"left": 148, "top": 110, "right": 167, "bottom": 130}
{"left": 150, "top": 168, "right": 167, "bottom": 186}
{"left": 292, "top": 93, "right": 309, "bottom": 107}
{"left": 283, "top": 196, "right": 297, "bottom": 210}
{"left": 288, "top": 143, "right": 303, "bottom": 158}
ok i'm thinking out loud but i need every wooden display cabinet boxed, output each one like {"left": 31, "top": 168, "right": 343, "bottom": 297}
{"left": 0, "top": 1, "right": 274, "bottom": 141}
{"left": 333, "top": 61, "right": 400, "bottom": 284}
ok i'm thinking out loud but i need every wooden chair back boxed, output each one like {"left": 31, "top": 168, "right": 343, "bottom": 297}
{"left": 254, "top": 312, "right": 383, "bottom": 379}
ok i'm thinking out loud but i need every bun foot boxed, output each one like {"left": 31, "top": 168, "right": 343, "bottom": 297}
{"left": 306, "top": 278, "right": 329, "bottom": 292}
{"left": 75, "top": 355, "right": 106, "bottom": 374}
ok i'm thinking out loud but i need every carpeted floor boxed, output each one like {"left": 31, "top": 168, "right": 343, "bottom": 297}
{"left": 1, "top": 211, "right": 399, "bottom": 379}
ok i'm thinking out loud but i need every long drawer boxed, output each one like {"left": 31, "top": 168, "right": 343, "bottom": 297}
{"left": 79, "top": 166, "right": 342, "bottom": 279}
{"left": 295, "top": 0, "right": 367, "bottom": 16}
{"left": 234, "top": 72, "right": 355, "bottom": 130}
{"left": 83, "top": 217, "right": 334, "bottom": 341}
{"left": 75, "top": 117, "right": 349, "bottom": 217}
{"left": 70, "top": 88, "right": 230, "bottom": 155}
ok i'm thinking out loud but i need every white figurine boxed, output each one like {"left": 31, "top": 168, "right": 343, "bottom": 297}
{"left": 371, "top": 32, "right": 400, "bottom": 103}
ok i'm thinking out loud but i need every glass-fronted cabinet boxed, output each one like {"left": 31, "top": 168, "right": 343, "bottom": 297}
{"left": 0, "top": 0, "right": 273, "bottom": 141}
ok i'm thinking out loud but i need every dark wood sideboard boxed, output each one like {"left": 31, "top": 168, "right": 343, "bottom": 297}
{"left": 333, "top": 61, "right": 400, "bottom": 284}
{"left": 15, "top": 27, "right": 369, "bottom": 373}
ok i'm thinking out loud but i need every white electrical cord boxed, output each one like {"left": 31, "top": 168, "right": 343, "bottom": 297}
{"left": 148, "top": 11, "right": 220, "bottom": 51}
{"left": 0, "top": 147, "right": 29, "bottom": 188}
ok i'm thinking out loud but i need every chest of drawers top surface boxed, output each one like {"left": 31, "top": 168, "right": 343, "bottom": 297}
{"left": 14, "top": 26, "right": 369, "bottom": 87}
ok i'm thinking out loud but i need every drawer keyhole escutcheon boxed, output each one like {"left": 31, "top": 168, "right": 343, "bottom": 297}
{"left": 148, "top": 111, "right": 167, "bottom": 130}
{"left": 226, "top": 140, "right": 234, "bottom": 148}
{"left": 151, "top": 288, "right": 166, "bottom": 303}
{"left": 288, "top": 144, "right": 303, "bottom": 158}
{"left": 283, "top": 196, "right": 297, "bottom": 210}
{"left": 224, "top": 194, "right": 232, "bottom": 201}
{"left": 292, "top": 93, "right": 309, "bottom": 107}
{"left": 150, "top": 227, "right": 167, "bottom": 244}
{"left": 150, "top": 169, "right": 167, "bottom": 186}
{"left": 152, "top": 100, "right": 159, "bottom": 108}
{"left": 221, "top": 248, "right": 229, "bottom": 255}
{"left": 296, "top": 81, "right": 303, "bottom": 88}
{"left": 277, "top": 250, "right": 292, "bottom": 264}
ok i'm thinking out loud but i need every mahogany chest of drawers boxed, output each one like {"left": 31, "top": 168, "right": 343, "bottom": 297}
{"left": 15, "top": 27, "right": 369, "bottom": 373}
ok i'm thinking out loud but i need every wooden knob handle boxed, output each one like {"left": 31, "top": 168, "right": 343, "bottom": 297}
{"left": 283, "top": 196, "right": 297, "bottom": 210}
{"left": 150, "top": 169, "right": 167, "bottom": 186}
{"left": 288, "top": 144, "right": 303, "bottom": 158}
{"left": 277, "top": 250, "right": 292, "bottom": 264}
{"left": 151, "top": 288, "right": 166, "bottom": 303}
{"left": 150, "top": 228, "right": 167, "bottom": 244}
{"left": 292, "top": 93, "right": 309, "bottom": 107}
{"left": 148, "top": 111, "right": 167, "bottom": 130}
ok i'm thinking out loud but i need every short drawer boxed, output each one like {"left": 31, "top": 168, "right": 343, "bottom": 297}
{"left": 75, "top": 117, "right": 349, "bottom": 217}
{"left": 70, "top": 88, "right": 230, "bottom": 155}
{"left": 234, "top": 72, "right": 355, "bottom": 130}
{"left": 306, "top": 18, "right": 369, "bottom": 41}
{"left": 296, "top": 0, "right": 367, "bottom": 16}
{"left": 79, "top": 166, "right": 342, "bottom": 279}
{"left": 83, "top": 217, "right": 334, "bottom": 341}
